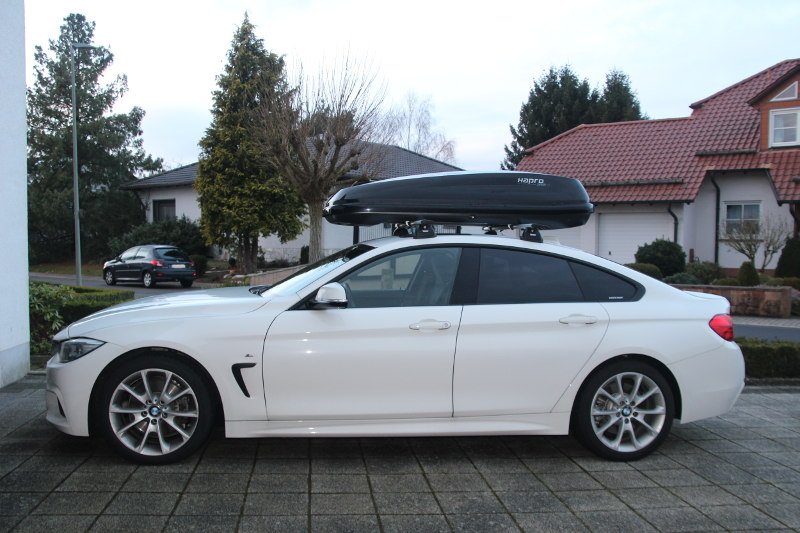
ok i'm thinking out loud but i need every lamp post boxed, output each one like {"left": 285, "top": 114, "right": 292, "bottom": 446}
{"left": 70, "top": 42, "right": 95, "bottom": 286}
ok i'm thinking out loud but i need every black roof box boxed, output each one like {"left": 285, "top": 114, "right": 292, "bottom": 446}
{"left": 323, "top": 171, "right": 593, "bottom": 229}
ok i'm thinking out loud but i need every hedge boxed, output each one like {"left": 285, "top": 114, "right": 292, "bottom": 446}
{"left": 738, "top": 337, "right": 800, "bottom": 378}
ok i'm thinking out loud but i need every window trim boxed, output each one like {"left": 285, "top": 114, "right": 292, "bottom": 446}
{"left": 769, "top": 107, "right": 800, "bottom": 148}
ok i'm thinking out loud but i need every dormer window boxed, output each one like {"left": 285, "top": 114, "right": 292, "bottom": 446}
{"left": 771, "top": 81, "right": 798, "bottom": 102}
{"left": 769, "top": 108, "right": 799, "bottom": 147}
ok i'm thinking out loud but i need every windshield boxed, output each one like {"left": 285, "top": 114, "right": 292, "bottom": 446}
{"left": 263, "top": 243, "right": 374, "bottom": 297}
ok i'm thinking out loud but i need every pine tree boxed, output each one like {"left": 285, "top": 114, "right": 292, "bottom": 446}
{"left": 502, "top": 65, "right": 645, "bottom": 170}
{"left": 195, "top": 15, "right": 304, "bottom": 274}
{"left": 27, "top": 13, "right": 161, "bottom": 263}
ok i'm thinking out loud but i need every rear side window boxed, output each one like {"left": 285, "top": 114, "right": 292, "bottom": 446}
{"left": 156, "top": 248, "right": 190, "bottom": 261}
{"left": 569, "top": 262, "right": 638, "bottom": 301}
{"left": 477, "top": 248, "right": 583, "bottom": 304}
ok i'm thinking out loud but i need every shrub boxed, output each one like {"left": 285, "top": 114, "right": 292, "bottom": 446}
{"left": 663, "top": 272, "right": 701, "bottom": 284}
{"left": 29, "top": 282, "right": 72, "bottom": 354}
{"left": 624, "top": 263, "right": 664, "bottom": 280}
{"left": 738, "top": 337, "right": 800, "bottom": 378}
{"left": 60, "top": 287, "right": 135, "bottom": 325}
{"left": 190, "top": 254, "right": 208, "bottom": 277}
{"left": 775, "top": 237, "right": 800, "bottom": 278}
{"left": 685, "top": 261, "right": 723, "bottom": 284}
{"left": 634, "top": 239, "right": 686, "bottom": 277}
{"left": 737, "top": 261, "right": 760, "bottom": 287}
{"left": 713, "top": 277, "right": 740, "bottom": 286}
{"left": 108, "top": 216, "right": 207, "bottom": 258}
{"left": 300, "top": 245, "right": 310, "bottom": 264}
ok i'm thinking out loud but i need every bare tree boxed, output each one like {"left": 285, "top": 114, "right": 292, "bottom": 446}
{"left": 723, "top": 214, "right": 791, "bottom": 271}
{"left": 387, "top": 92, "right": 456, "bottom": 163}
{"left": 253, "top": 55, "right": 390, "bottom": 262}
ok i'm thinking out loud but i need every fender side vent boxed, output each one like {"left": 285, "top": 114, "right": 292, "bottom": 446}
{"left": 231, "top": 363, "right": 257, "bottom": 398}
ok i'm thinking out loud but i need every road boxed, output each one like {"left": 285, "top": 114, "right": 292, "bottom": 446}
{"left": 29, "top": 273, "right": 205, "bottom": 299}
{"left": 735, "top": 324, "right": 800, "bottom": 342}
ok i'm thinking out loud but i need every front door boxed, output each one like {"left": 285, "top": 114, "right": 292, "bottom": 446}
{"left": 263, "top": 247, "right": 463, "bottom": 420}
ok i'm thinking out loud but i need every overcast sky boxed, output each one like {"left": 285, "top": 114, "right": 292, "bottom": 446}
{"left": 23, "top": 0, "right": 800, "bottom": 172}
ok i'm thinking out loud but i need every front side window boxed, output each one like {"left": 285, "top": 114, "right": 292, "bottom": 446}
{"left": 120, "top": 247, "right": 139, "bottom": 261}
{"left": 725, "top": 203, "right": 760, "bottom": 235}
{"left": 477, "top": 248, "right": 582, "bottom": 304}
{"left": 153, "top": 199, "right": 176, "bottom": 222}
{"left": 341, "top": 247, "right": 461, "bottom": 308}
{"left": 770, "top": 108, "right": 800, "bottom": 147}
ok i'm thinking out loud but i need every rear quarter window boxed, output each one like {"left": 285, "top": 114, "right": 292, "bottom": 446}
{"left": 569, "top": 262, "right": 639, "bottom": 301}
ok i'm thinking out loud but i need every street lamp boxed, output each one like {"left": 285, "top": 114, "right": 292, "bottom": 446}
{"left": 70, "top": 42, "right": 95, "bottom": 286}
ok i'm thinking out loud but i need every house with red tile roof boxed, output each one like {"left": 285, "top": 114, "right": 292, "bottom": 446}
{"left": 517, "top": 59, "right": 800, "bottom": 271}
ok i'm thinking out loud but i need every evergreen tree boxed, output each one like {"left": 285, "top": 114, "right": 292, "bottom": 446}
{"left": 27, "top": 13, "right": 161, "bottom": 263}
{"left": 502, "top": 65, "right": 645, "bottom": 169}
{"left": 195, "top": 15, "right": 305, "bottom": 274}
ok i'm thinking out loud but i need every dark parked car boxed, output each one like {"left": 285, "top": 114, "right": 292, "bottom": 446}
{"left": 103, "top": 245, "right": 196, "bottom": 288}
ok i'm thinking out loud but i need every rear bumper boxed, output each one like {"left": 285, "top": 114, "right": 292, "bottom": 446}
{"left": 154, "top": 268, "right": 196, "bottom": 282}
{"left": 669, "top": 341, "right": 745, "bottom": 424}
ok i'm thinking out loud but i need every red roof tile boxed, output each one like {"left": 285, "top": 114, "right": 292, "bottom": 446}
{"left": 517, "top": 59, "right": 800, "bottom": 204}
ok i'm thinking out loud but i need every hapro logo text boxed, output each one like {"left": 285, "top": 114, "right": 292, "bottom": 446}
{"left": 517, "top": 177, "right": 545, "bottom": 185}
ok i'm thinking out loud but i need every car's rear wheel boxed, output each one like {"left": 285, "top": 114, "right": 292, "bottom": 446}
{"left": 573, "top": 360, "right": 674, "bottom": 461}
{"left": 180, "top": 279, "right": 193, "bottom": 288}
{"left": 97, "top": 356, "right": 213, "bottom": 464}
{"left": 142, "top": 271, "right": 156, "bottom": 288}
{"left": 103, "top": 269, "right": 116, "bottom": 286}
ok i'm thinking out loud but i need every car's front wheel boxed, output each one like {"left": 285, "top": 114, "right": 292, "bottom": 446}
{"left": 103, "top": 269, "right": 116, "bottom": 286}
{"left": 573, "top": 360, "right": 674, "bottom": 461}
{"left": 97, "top": 356, "right": 213, "bottom": 464}
{"left": 142, "top": 271, "right": 156, "bottom": 288}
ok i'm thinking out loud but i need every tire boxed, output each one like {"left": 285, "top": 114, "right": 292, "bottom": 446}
{"left": 573, "top": 360, "right": 674, "bottom": 461}
{"left": 180, "top": 279, "right": 193, "bottom": 288}
{"left": 104, "top": 269, "right": 116, "bottom": 286}
{"left": 96, "top": 356, "right": 214, "bottom": 464}
{"left": 143, "top": 271, "right": 156, "bottom": 288}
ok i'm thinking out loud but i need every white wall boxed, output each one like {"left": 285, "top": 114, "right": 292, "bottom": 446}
{"left": 0, "top": 0, "right": 29, "bottom": 387}
{"left": 141, "top": 187, "right": 202, "bottom": 223}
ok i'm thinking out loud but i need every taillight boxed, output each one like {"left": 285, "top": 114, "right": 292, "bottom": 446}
{"left": 149, "top": 260, "right": 163, "bottom": 267}
{"left": 709, "top": 314, "right": 734, "bottom": 341}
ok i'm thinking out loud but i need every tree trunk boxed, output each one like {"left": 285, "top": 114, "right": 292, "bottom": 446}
{"left": 308, "top": 201, "right": 324, "bottom": 263}
{"left": 241, "top": 235, "right": 259, "bottom": 274}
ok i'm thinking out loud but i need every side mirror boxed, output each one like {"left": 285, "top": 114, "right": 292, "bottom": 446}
{"left": 311, "top": 282, "right": 348, "bottom": 309}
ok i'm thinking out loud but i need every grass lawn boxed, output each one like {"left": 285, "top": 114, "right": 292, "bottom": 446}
{"left": 29, "top": 261, "right": 104, "bottom": 278}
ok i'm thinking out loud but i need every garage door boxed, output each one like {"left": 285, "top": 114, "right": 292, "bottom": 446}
{"left": 597, "top": 213, "right": 673, "bottom": 265}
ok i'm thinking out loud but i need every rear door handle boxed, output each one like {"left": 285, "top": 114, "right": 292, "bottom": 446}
{"left": 559, "top": 314, "right": 598, "bottom": 325}
{"left": 409, "top": 319, "right": 452, "bottom": 331}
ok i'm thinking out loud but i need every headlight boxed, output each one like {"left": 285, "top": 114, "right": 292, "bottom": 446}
{"left": 54, "top": 338, "right": 105, "bottom": 363}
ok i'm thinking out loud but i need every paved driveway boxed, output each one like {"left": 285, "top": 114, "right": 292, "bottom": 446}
{"left": 1, "top": 375, "right": 799, "bottom": 532}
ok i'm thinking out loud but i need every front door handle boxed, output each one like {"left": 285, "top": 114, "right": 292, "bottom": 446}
{"left": 409, "top": 319, "right": 452, "bottom": 331}
{"left": 559, "top": 314, "right": 598, "bottom": 325}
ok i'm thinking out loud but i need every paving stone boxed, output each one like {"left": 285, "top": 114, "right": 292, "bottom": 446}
{"left": 89, "top": 514, "right": 168, "bottom": 532}
{"left": 253, "top": 458, "right": 309, "bottom": 474}
{"left": 310, "top": 514, "right": 380, "bottom": 532}
{"left": 575, "top": 509, "right": 657, "bottom": 532}
{"left": 311, "top": 438, "right": 361, "bottom": 458}
{"left": 380, "top": 514, "right": 450, "bottom": 533}
{"left": 638, "top": 507, "right": 722, "bottom": 532}
{"left": 699, "top": 504, "right": 784, "bottom": 530}
{"left": 417, "top": 454, "right": 476, "bottom": 474}
{"left": 164, "top": 514, "right": 240, "bottom": 532}
{"left": 194, "top": 456, "right": 253, "bottom": 474}
{"left": 243, "top": 492, "right": 308, "bottom": 515}
{"left": 748, "top": 466, "right": 800, "bottom": 484}
{"left": 759, "top": 502, "right": 800, "bottom": 529}
{"left": 311, "top": 474, "right": 370, "bottom": 493}
{"left": 0, "top": 492, "right": 45, "bottom": 516}
{"left": 692, "top": 464, "right": 761, "bottom": 484}
{"left": 669, "top": 485, "right": 744, "bottom": 507}
{"left": 56, "top": 472, "right": 129, "bottom": 492}
{"left": 33, "top": 491, "right": 114, "bottom": 515}
{"left": 173, "top": 493, "right": 244, "bottom": 515}
{"left": 720, "top": 483, "right": 799, "bottom": 504}
{"left": 590, "top": 469, "right": 657, "bottom": 489}
{"left": 13, "top": 514, "right": 96, "bottom": 533}
{"left": 426, "top": 473, "right": 489, "bottom": 492}
{"left": 514, "top": 511, "right": 589, "bottom": 532}
{"left": 74, "top": 456, "right": 137, "bottom": 474}
{"left": 716, "top": 451, "right": 781, "bottom": 469}
{"left": 373, "top": 492, "right": 440, "bottom": 514}
{"left": 364, "top": 455, "right": 422, "bottom": 474}
{"left": 368, "top": 473, "right": 430, "bottom": 493}
{"left": 471, "top": 457, "right": 528, "bottom": 473}
{"left": 556, "top": 490, "right": 627, "bottom": 512}
{"left": 121, "top": 471, "right": 190, "bottom": 492}
{"left": 538, "top": 472, "right": 602, "bottom": 491}
{"left": 437, "top": 491, "right": 506, "bottom": 514}
{"left": 239, "top": 515, "right": 308, "bottom": 532}
{"left": 257, "top": 439, "right": 309, "bottom": 458}
{"left": 312, "top": 457, "right": 367, "bottom": 474}
{"left": 522, "top": 457, "right": 582, "bottom": 474}
{"left": 311, "top": 493, "right": 375, "bottom": 514}
{"left": 496, "top": 491, "right": 568, "bottom": 513}
{"left": 611, "top": 487, "right": 688, "bottom": 509}
{"left": 14, "top": 455, "right": 85, "bottom": 472}
{"left": 248, "top": 473, "right": 308, "bottom": 493}
{"left": 0, "top": 471, "right": 67, "bottom": 492}
{"left": 447, "top": 513, "right": 520, "bottom": 533}
{"left": 103, "top": 491, "right": 179, "bottom": 515}
{"left": 185, "top": 473, "right": 249, "bottom": 493}
{"left": 482, "top": 472, "right": 546, "bottom": 492}
{"left": 642, "top": 468, "right": 711, "bottom": 487}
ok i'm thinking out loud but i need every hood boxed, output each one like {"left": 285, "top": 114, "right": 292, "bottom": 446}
{"left": 66, "top": 286, "right": 269, "bottom": 338}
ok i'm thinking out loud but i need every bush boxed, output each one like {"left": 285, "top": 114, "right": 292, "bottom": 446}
{"left": 738, "top": 337, "right": 800, "bottom": 378}
{"left": 775, "top": 237, "right": 800, "bottom": 278}
{"left": 634, "top": 239, "right": 686, "bottom": 277}
{"left": 108, "top": 216, "right": 207, "bottom": 258}
{"left": 624, "top": 263, "right": 664, "bottom": 280}
{"left": 713, "top": 277, "right": 740, "bottom": 286}
{"left": 737, "top": 261, "right": 760, "bottom": 287}
{"left": 300, "top": 245, "right": 310, "bottom": 265}
{"left": 60, "top": 286, "right": 135, "bottom": 325}
{"left": 686, "top": 261, "right": 723, "bottom": 284}
{"left": 190, "top": 254, "right": 208, "bottom": 277}
{"left": 663, "top": 272, "right": 701, "bottom": 284}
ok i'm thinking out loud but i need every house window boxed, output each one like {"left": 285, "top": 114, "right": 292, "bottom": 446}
{"left": 771, "top": 81, "right": 798, "bottom": 102}
{"left": 725, "top": 203, "right": 759, "bottom": 235}
{"left": 152, "top": 199, "right": 176, "bottom": 222}
{"left": 769, "top": 108, "right": 800, "bottom": 147}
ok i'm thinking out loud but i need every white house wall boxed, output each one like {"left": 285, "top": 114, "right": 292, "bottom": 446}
{"left": 142, "top": 187, "right": 202, "bottom": 223}
{"left": 0, "top": 0, "right": 29, "bottom": 387}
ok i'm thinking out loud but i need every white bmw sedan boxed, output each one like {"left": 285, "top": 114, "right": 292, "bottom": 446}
{"left": 46, "top": 235, "right": 744, "bottom": 464}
